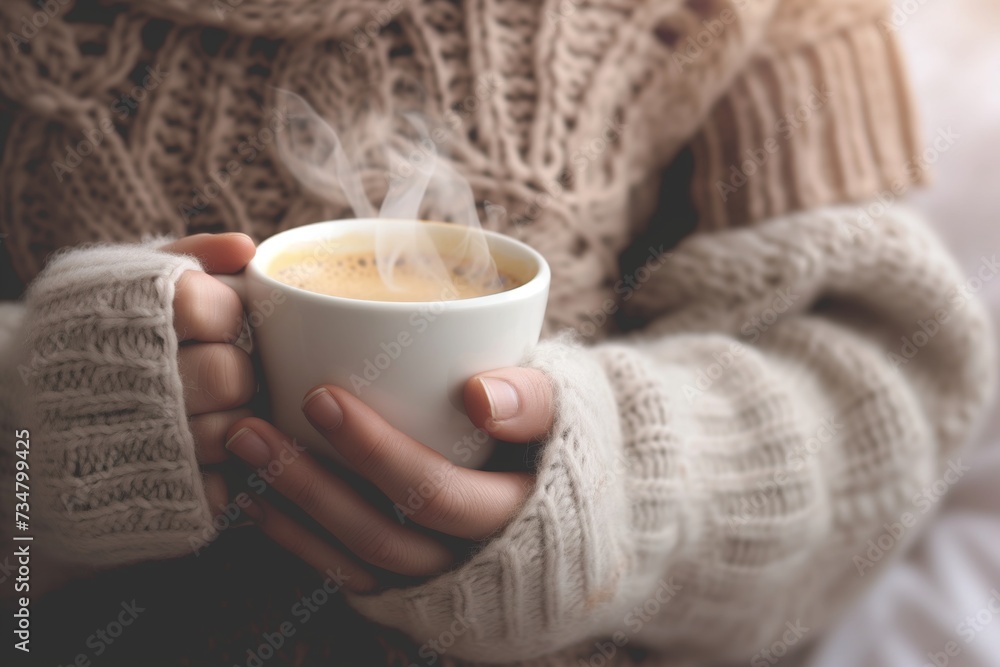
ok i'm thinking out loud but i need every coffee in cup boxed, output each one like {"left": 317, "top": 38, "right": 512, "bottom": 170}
{"left": 267, "top": 241, "right": 524, "bottom": 302}
{"left": 214, "top": 219, "right": 550, "bottom": 469}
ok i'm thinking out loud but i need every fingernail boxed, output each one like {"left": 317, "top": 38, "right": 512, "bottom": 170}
{"left": 225, "top": 427, "right": 271, "bottom": 467}
{"left": 479, "top": 377, "right": 520, "bottom": 422}
{"left": 302, "top": 388, "right": 343, "bottom": 431}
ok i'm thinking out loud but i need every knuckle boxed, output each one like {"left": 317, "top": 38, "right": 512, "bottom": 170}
{"left": 200, "top": 345, "right": 254, "bottom": 407}
{"left": 414, "top": 476, "right": 467, "bottom": 528}
{"left": 356, "top": 430, "right": 397, "bottom": 476}
{"left": 213, "top": 280, "right": 245, "bottom": 340}
{"left": 519, "top": 371, "right": 552, "bottom": 409}
{"left": 350, "top": 526, "right": 403, "bottom": 570}
{"left": 286, "top": 470, "right": 323, "bottom": 513}
{"left": 174, "top": 272, "right": 244, "bottom": 341}
{"left": 173, "top": 272, "right": 202, "bottom": 334}
{"left": 527, "top": 370, "right": 553, "bottom": 404}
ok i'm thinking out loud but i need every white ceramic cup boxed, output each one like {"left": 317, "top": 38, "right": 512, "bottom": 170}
{"left": 216, "top": 219, "right": 550, "bottom": 469}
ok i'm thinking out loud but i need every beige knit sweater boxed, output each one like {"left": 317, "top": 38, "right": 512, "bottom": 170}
{"left": 0, "top": 1, "right": 996, "bottom": 666}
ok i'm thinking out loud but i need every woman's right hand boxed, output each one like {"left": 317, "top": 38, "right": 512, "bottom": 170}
{"left": 161, "top": 234, "right": 257, "bottom": 509}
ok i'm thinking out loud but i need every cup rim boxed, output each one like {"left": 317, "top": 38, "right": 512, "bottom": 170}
{"left": 248, "top": 218, "right": 551, "bottom": 311}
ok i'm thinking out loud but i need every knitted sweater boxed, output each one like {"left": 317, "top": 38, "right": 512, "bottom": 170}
{"left": 1, "top": 0, "right": 925, "bottom": 324}
{"left": 0, "top": 1, "right": 996, "bottom": 666}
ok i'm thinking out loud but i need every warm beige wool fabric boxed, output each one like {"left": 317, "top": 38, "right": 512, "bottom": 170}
{"left": 0, "top": 1, "right": 993, "bottom": 665}
{"left": 1, "top": 0, "right": 922, "bottom": 336}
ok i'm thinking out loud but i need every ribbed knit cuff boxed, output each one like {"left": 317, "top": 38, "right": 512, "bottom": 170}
{"left": 20, "top": 243, "right": 214, "bottom": 567}
{"left": 348, "top": 338, "right": 633, "bottom": 664}
{"left": 689, "top": 18, "right": 926, "bottom": 229}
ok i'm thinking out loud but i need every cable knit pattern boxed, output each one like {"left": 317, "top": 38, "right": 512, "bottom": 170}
{"left": 0, "top": 0, "right": 919, "bottom": 338}
{"left": 14, "top": 243, "right": 215, "bottom": 567}
{"left": 348, "top": 207, "right": 996, "bottom": 663}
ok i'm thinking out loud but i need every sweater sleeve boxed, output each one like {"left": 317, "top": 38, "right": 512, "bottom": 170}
{"left": 0, "top": 242, "right": 218, "bottom": 568}
{"left": 347, "top": 205, "right": 996, "bottom": 664}
{"left": 686, "top": 2, "right": 926, "bottom": 230}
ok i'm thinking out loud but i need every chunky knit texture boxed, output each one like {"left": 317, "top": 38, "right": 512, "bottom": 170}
{"left": 10, "top": 244, "right": 214, "bottom": 566}
{"left": 2, "top": 206, "right": 991, "bottom": 665}
{"left": 349, "top": 206, "right": 996, "bottom": 662}
{"left": 0, "top": 1, "right": 993, "bottom": 666}
{"left": 0, "top": 0, "right": 922, "bottom": 336}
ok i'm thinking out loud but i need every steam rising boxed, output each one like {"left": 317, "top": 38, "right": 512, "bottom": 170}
{"left": 275, "top": 90, "right": 499, "bottom": 296}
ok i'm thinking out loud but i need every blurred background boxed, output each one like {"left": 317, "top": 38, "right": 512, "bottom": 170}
{"left": 801, "top": 1, "right": 1000, "bottom": 665}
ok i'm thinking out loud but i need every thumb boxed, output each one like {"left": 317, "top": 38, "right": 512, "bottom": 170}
{"left": 464, "top": 367, "right": 554, "bottom": 443}
{"left": 161, "top": 232, "right": 256, "bottom": 274}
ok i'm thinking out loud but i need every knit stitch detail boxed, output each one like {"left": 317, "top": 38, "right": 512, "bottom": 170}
{"left": 18, "top": 243, "right": 214, "bottom": 567}
{"left": 689, "top": 18, "right": 925, "bottom": 229}
{"left": 348, "top": 206, "right": 995, "bottom": 663}
{"left": 0, "top": 0, "right": 911, "bottom": 340}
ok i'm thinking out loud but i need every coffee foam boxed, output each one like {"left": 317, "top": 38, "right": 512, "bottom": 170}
{"left": 268, "top": 248, "right": 521, "bottom": 302}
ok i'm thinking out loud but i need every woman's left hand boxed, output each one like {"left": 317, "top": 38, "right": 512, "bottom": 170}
{"left": 224, "top": 368, "right": 554, "bottom": 592}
